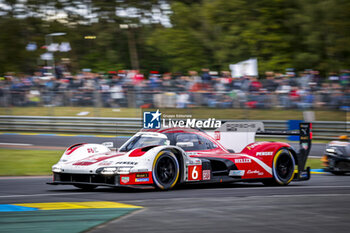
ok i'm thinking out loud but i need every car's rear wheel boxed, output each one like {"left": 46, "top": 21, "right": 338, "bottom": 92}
{"left": 263, "top": 149, "right": 295, "bottom": 186}
{"left": 74, "top": 184, "right": 97, "bottom": 190}
{"left": 152, "top": 151, "right": 180, "bottom": 190}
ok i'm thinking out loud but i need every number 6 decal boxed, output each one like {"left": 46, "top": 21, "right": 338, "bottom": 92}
{"left": 192, "top": 166, "right": 198, "bottom": 179}
{"left": 188, "top": 165, "right": 202, "bottom": 181}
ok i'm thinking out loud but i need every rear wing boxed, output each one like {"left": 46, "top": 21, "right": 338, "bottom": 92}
{"left": 256, "top": 122, "right": 312, "bottom": 180}
{"left": 206, "top": 122, "right": 312, "bottom": 179}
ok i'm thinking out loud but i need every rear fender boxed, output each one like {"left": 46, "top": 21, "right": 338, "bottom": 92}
{"left": 241, "top": 141, "right": 293, "bottom": 167}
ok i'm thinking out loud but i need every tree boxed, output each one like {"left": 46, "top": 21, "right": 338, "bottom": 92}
{"left": 0, "top": 0, "right": 349, "bottom": 75}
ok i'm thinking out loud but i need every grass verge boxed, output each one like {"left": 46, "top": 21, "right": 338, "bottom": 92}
{"left": 305, "top": 158, "right": 323, "bottom": 170}
{"left": 0, "top": 149, "right": 62, "bottom": 176}
{"left": 0, "top": 148, "right": 323, "bottom": 176}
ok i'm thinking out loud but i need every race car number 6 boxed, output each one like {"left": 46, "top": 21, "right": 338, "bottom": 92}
{"left": 192, "top": 166, "right": 198, "bottom": 179}
{"left": 188, "top": 165, "right": 202, "bottom": 181}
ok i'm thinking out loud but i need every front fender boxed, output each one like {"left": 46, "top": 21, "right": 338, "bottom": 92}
{"left": 136, "top": 145, "right": 191, "bottom": 183}
{"left": 58, "top": 143, "right": 112, "bottom": 163}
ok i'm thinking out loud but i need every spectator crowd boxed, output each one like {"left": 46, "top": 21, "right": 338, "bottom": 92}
{"left": 0, "top": 68, "right": 349, "bottom": 110}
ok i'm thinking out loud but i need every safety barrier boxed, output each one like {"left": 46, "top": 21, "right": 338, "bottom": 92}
{"left": 0, "top": 116, "right": 348, "bottom": 140}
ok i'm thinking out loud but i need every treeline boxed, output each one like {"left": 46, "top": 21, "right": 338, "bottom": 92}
{"left": 0, "top": 0, "right": 349, "bottom": 75}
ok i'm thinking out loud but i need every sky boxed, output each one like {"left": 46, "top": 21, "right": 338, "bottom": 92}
{"left": 0, "top": 0, "right": 172, "bottom": 27}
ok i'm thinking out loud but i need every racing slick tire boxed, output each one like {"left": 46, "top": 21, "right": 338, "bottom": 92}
{"left": 263, "top": 149, "right": 295, "bottom": 186}
{"left": 331, "top": 171, "right": 346, "bottom": 175}
{"left": 74, "top": 184, "right": 97, "bottom": 190}
{"left": 152, "top": 150, "right": 180, "bottom": 190}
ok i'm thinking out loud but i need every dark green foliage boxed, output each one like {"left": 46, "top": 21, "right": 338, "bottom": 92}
{"left": 0, "top": 0, "right": 349, "bottom": 75}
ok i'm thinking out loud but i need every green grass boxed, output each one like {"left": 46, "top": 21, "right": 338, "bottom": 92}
{"left": 0, "top": 107, "right": 142, "bottom": 118}
{"left": 0, "top": 148, "right": 323, "bottom": 176}
{"left": 0, "top": 149, "right": 62, "bottom": 176}
{"left": 305, "top": 158, "right": 323, "bottom": 170}
{"left": 0, "top": 107, "right": 348, "bottom": 121}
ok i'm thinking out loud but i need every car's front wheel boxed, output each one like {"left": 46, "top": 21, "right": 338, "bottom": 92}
{"left": 263, "top": 149, "right": 295, "bottom": 186}
{"left": 152, "top": 151, "right": 180, "bottom": 190}
{"left": 331, "top": 171, "right": 346, "bottom": 175}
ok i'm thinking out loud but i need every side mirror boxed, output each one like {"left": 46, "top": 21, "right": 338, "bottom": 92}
{"left": 102, "top": 142, "right": 114, "bottom": 148}
{"left": 176, "top": 142, "right": 194, "bottom": 148}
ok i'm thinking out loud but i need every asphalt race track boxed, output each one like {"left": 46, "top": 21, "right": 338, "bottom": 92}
{"left": 0, "top": 134, "right": 326, "bottom": 157}
{"left": 1, "top": 175, "right": 350, "bottom": 233}
{"left": 1, "top": 134, "right": 347, "bottom": 233}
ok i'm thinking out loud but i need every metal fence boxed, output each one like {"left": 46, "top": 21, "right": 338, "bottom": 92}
{"left": 0, "top": 89, "right": 348, "bottom": 110}
{"left": 0, "top": 116, "right": 348, "bottom": 140}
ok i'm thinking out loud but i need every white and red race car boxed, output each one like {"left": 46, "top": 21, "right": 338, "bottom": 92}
{"left": 48, "top": 122, "right": 312, "bottom": 190}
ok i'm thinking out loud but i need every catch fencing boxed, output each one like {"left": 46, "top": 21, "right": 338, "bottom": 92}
{"left": 0, "top": 116, "right": 348, "bottom": 140}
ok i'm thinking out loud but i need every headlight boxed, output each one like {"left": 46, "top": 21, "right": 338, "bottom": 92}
{"left": 101, "top": 167, "right": 118, "bottom": 175}
{"left": 326, "top": 148, "right": 336, "bottom": 153}
{"left": 117, "top": 167, "right": 132, "bottom": 174}
{"left": 52, "top": 166, "right": 63, "bottom": 173}
{"left": 100, "top": 167, "right": 132, "bottom": 175}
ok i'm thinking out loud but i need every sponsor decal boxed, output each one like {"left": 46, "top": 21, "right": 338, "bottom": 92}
{"left": 135, "top": 178, "right": 149, "bottom": 182}
{"left": 234, "top": 158, "right": 251, "bottom": 163}
{"left": 301, "top": 142, "right": 309, "bottom": 150}
{"left": 256, "top": 151, "right": 273, "bottom": 156}
{"left": 247, "top": 170, "right": 264, "bottom": 176}
{"left": 214, "top": 131, "right": 220, "bottom": 140}
{"left": 115, "top": 161, "right": 138, "bottom": 165}
{"left": 202, "top": 170, "right": 211, "bottom": 180}
{"left": 143, "top": 109, "right": 162, "bottom": 129}
{"left": 121, "top": 176, "right": 129, "bottom": 184}
{"left": 187, "top": 158, "right": 201, "bottom": 164}
{"left": 186, "top": 152, "right": 199, "bottom": 156}
{"left": 247, "top": 142, "right": 265, "bottom": 150}
{"left": 229, "top": 170, "right": 245, "bottom": 176}
{"left": 226, "top": 123, "right": 257, "bottom": 131}
{"left": 300, "top": 123, "right": 311, "bottom": 140}
{"left": 143, "top": 109, "right": 221, "bottom": 129}
{"left": 87, "top": 147, "right": 99, "bottom": 153}
{"left": 136, "top": 173, "right": 149, "bottom": 178}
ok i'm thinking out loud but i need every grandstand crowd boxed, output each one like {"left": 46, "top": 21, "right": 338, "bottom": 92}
{"left": 0, "top": 68, "right": 349, "bottom": 110}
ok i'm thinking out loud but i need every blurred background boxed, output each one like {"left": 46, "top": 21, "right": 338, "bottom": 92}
{"left": 0, "top": 3, "right": 349, "bottom": 231}
{"left": 0, "top": 0, "right": 349, "bottom": 118}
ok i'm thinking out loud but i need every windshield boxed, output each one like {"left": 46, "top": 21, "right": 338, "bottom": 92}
{"left": 119, "top": 135, "right": 170, "bottom": 152}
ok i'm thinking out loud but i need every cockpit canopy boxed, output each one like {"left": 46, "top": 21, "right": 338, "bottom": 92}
{"left": 119, "top": 132, "right": 170, "bottom": 152}
{"left": 119, "top": 130, "right": 218, "bottom": 152}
